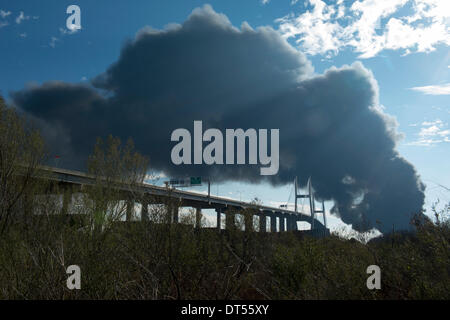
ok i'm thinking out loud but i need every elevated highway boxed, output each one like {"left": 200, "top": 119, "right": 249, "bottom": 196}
{"left": 35, "top": 166, "right": 329, "bottom": 234}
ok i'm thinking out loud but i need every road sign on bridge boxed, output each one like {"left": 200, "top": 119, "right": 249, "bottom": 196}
{"left": 169, "top": 177, "right": 202, "bottom": 187}
{"left": 190, "top": 177, "right": 202, "bottom": 185}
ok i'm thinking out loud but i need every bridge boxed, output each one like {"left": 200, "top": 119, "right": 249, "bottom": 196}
{"left": 35, "top": 166, "right": 329, "bottom": 235}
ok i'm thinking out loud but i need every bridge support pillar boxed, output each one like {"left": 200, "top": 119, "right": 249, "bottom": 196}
{"left": 141, "top": 200, "right": 149, "bottom": 221}
{"left": 216, "top": 208, "right": 221, "bottom": 230}
{"left": 286, "top": 214, "right": 293, "bottom": 231}
{"left": 270, "top": 213, "right": 277, "bottom": 232}
{"left": 195, "top": 207, "right": 202, "bottom": 229}
{"left": 225, "top": 210, "right": 235, "bottom": 230}
{"left": 259, "top": 212, "right": 266, "bottom": 232}
{"left": 172, "top": 206, "right": 179, "bottom": 223}
{"left": 61, "top": 187, "right": 73, "bottom": 215}
{"left": 244, "top": 211, "right": 253, "bottom": 232}
{"left": 292, "top": 216, "right": 298, "bottom": 231}
{"left": 286, "top": 215, "right": 298, "bottom": 231}
{"left": 126, "top": 200, "right": 133, "bottom": 221}
{"left": 278, "top": 214, "right": 285, "bottom": 232}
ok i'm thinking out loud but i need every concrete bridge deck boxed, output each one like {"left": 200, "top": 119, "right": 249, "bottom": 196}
{"left": 35, "top": 166, "right": 328, "bottom": 233}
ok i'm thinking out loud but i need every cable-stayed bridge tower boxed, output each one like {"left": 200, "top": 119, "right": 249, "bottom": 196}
{"left": 295, "top": 176, "right": 328, "bottom": 231}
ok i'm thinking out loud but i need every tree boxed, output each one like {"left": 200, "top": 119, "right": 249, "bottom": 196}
{"left": 0, "top": 95, "right": 46, "bottom": 233}
{"left": 83, "top": 135, "right": 149, "bottom": 232}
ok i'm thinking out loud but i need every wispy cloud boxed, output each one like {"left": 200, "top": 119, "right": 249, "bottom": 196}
{"left": 15, "top": 11, "right": 30, "bottom": 24}
{"left": 0, "top": 9, "right": 11, "bottom": 28}
{"left": 422, "top": 119, "right": 443, "bottom": 126}
{"left": 410, "top": 83, "right": 450, "bottom": 95}
{"left": 276, "top": 0, "right": 450, "bottom": 58}
{"left": 0, "top": 9, "right": 11, "bottom": 18}
{"left": 59, "top": 27, "right": 78, "bottom": 35}
{"left": 48, "top": 26, "right": 79, "bottom": 49}
{"left": 49, "top": 36, "right": 59, "bottom": 48}
{"left": 407, "top": 119, "right": 450, "bottom": 146}
{"left": 431, "top": 105, "right": 450, "bottom": 114}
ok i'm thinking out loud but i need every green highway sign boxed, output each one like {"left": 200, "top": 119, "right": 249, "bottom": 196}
{"left": 190, "top": 177, "right": 202, "bottom": 185}
{"left": 169, "top": 177, "right": 202, "bottom": 187}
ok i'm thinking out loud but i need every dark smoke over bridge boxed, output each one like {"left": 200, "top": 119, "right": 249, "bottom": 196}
{"left": 11, "top": 5, "right": 425, "bottom": 233}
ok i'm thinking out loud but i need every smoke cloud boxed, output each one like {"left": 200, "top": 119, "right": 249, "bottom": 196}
{"left": 11, "top": 5, "right": 425, "bottom": 233}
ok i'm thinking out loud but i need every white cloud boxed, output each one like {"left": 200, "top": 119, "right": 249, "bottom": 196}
{"left": 410, "top": 83, "right": 450, "bottom": 95}
{"left": 49, "top": 36, "right": 59, "bottom": 48}
{"left": 59, "top": 27, "right": 78, "bottom": 35}
{"left": 419, "top": 125, "right": 441, "bottom": 137}
{"left": 0, "top": 10, "right": 11, "bottom": 18}
{"left": 430, "top": 106, "right": 450, "bottom": 114}
{"left": 422, "top": 119, "right": 443, "bottom": 126}
{"left": 277, "top": 0, "right": 450, "bottom": 58}
{"left": 15, "top": 11, "right": 30, "bottom": 24}
{"left": 47, "top": 26, "right": 80, "bottom": 49}
{"left": 407, "top": 118, "right": 450, "bottom": 146}
{"left": 261, "top": 0, "right": 270, "bottom": 4}
{"left": 0, "top": 9, "right": 11, "bottom": 28}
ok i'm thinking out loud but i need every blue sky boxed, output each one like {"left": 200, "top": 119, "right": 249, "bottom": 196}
{"left": 0, "top": 0, "right": 449, "bottom": 235}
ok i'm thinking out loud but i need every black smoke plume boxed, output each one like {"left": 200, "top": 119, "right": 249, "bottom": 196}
{"left": 11, "top": 5, "right": 425, "bottom": 233}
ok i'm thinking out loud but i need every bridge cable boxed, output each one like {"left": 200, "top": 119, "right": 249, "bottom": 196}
{"left": 286, "top": 184, "right": 294, "bottom": 208}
